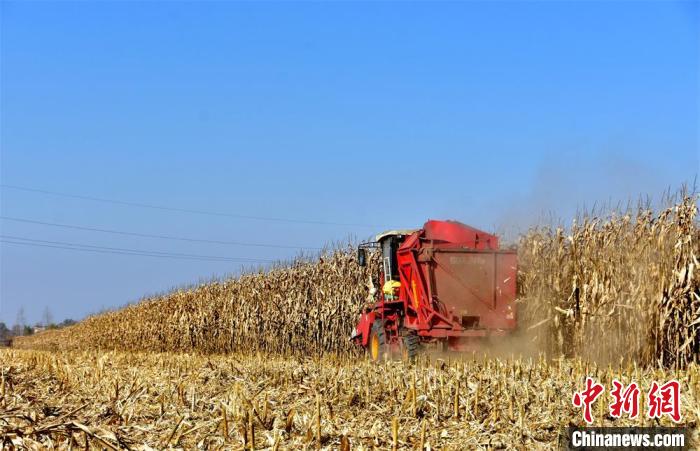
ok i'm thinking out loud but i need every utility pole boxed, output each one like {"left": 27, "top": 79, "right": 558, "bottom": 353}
{"left": 14, "top": 307, "right": 26, "bottom": 336}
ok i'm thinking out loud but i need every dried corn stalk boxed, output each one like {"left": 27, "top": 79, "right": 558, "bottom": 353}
{"left": 15, "top": 246, "right": 380, "bottom": 357}
{"left": 518, "top": 194, "right": 699, "bottom": 368}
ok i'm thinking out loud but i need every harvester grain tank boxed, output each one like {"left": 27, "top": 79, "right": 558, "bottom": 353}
{"left": 352, "top": 220, "right": 517, "bottom": 360}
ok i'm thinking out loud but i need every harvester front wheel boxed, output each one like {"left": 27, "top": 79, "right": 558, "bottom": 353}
{"left": 368, "top": 321, "right": 387, "bottom": 362}
{"left": 402, "top": 330, "right": 421, "bottom": 362}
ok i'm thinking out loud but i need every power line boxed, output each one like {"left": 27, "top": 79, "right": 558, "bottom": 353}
{"left": 0, "top": 216, "right": 323, "bottom": 250}
{"left": 0, "top": 235, "right": 274, "bottom": 263}
{"left": 0, "top": 184, "right": 379, "bottom": 228}
{"left": 1, "top": 239, "right": 265, "bottom": 263}
{"left": 1, "top": 234, "right": 272, "bottom": 262}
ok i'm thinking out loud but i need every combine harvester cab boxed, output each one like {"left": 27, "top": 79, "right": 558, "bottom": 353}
{"left": 353, "top": 220, "right": 517, "bottom": 360}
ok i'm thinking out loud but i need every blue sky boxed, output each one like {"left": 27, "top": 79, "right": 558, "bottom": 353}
{"left": 1, "top": 1, "right": 698, "bottom": 325}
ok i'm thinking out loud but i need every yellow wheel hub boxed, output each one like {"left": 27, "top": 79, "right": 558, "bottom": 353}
{"left": 370, "top": 334, "right": 380, "bottom": 361}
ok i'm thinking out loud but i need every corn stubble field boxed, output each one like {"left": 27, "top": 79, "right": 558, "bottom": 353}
{"left": 3, "top": 194, "right": 699, "bottom": 449}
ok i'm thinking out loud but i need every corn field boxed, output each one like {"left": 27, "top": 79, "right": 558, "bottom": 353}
{"left": 14, "top": 250, "right": 380, "bottom": 356}
{"left": 14, "top": 194, "right": 699, "bottom": 369}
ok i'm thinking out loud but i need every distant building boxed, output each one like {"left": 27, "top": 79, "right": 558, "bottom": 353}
{"left": 33, "top": 326, "right": 46, "bottom": 334}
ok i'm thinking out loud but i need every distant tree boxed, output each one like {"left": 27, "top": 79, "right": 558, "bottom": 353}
{"left": 60, "top": 318, "right": 77, "bottom": 327}
{"left": 41, "top": 306, "right": 53, "bottom": 328}
{"left": 23, "top": 325, "right": 34, "bottom": 336}
{"left": 0, "top": 323, "right": 10, "bottom": 347}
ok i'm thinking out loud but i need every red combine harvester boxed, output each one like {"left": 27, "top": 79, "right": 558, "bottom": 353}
{"left": 351, "top": 220, "right": 517, "bottom": 360}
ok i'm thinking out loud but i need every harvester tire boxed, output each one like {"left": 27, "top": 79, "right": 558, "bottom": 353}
{"left": 402, "top": 331, "right": 421, "bottom": 362}
{"left": 368, "top": 321, "right": 387, "bottom": 362}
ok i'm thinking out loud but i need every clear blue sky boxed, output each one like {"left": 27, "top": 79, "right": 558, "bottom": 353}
{"left": 1, "top": 1, "right": 698, "bottom": 326}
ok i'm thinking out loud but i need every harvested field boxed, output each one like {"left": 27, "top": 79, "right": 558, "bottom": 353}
{"left": 2, "top": 348, "right": 698, "bottom": 450}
